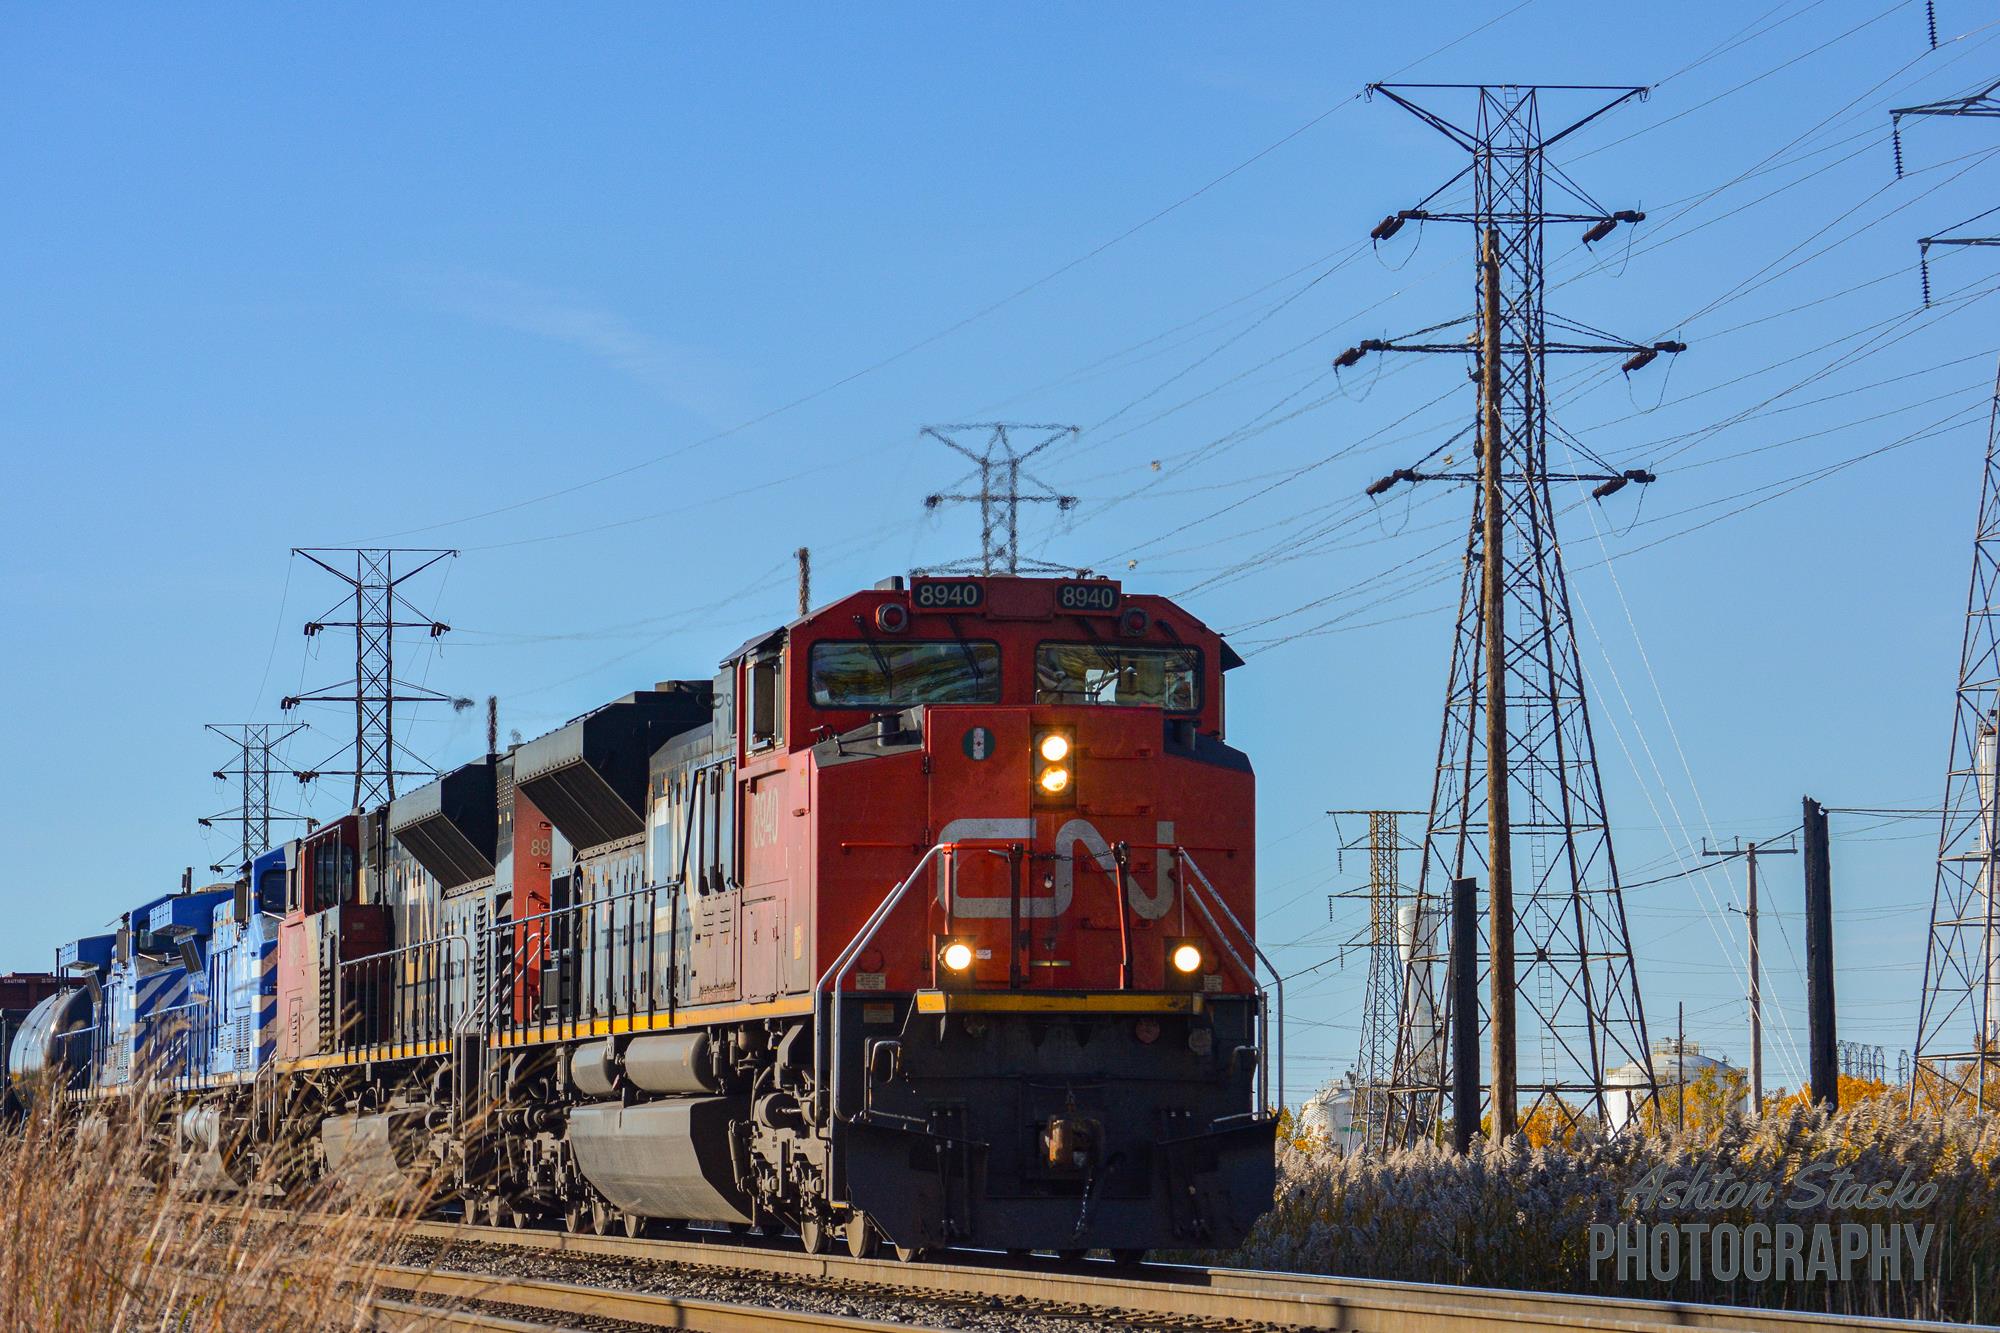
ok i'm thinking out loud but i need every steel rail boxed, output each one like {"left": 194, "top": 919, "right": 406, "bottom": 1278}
{"left": 340, "top": 1215, "right": 1962, "bottom": 1333}
{"left": 369, "top": 1296, "right": 587, "bottom": 1331}
{"left": 371, "top": 1263, "right": 931, "bottom": 1332}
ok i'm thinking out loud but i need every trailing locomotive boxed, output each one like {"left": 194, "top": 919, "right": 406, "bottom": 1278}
{"left": 7, "top": 573, "right": 1278, "bottom": 1258}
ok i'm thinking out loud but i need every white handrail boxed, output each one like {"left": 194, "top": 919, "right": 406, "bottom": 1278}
{"left": 1175, "top": 847, "right": 1283, "bottom": 1115}
{"left": 337, "top": 933, "right": 476, "bottom": 1042}
{"left": 812, "top": 842, "right": 952, "bottom": 1135}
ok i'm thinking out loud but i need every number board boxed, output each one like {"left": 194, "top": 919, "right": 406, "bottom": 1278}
{"left": 911, "top": 578, "right": 984, "bottom": 610}
{"left": 1056, "top": 581, "right": 1121, "bottom": 614}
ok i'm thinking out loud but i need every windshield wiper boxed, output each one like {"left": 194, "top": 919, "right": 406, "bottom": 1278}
{"left": 945, "top": 615, "right": 983, "bottom": 691}
{"left": 850, "top": 613, "right": 898, "bottom": 704}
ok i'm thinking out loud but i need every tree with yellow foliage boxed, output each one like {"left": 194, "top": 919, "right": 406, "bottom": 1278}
{"left": 1637, "top": 1065, "right": 1748, "bottom": 1139}
{"left": 1763, "top": 1072, "right": 1897, "bottom": 1116}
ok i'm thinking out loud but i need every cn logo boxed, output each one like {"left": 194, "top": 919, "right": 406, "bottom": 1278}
{"left": 934, "top": 818, "right": 1178, "bottom": 920}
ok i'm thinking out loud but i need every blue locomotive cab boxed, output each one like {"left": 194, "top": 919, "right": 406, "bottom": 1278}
{"left": 202, "top": 844, "right": 288, "bottom": 1083}
{"left": 102, "top": 888, "right": 231, "bottom": 1088}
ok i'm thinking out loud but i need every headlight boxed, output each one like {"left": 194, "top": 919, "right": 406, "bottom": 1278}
{"left": 940, "top": 941, "right": 974, "bottom": 972}
{"left": 1033, "top": 727, "right": 1077, "bottom": 807}
{"left": 1166, "top": 937, "right": 1208, "bottom": 989}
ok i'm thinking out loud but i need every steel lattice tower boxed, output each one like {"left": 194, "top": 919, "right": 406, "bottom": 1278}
{"left": 1912, "top": 366, "right": 2000, "bottom": 1111}
{"left": 199, "top": 721, "right": 310, "bottom": 872}
{"left": 1895, "top": 81, "right": 2000, "bottom": 1114}
{"left": 282, "top": 548, "right": 466, "bottom": 811}
{"left": 1351, "top": 86, "right": 1678, "bottom": 1145}
{"left": 1329, "top": 810, "right": 1422, "bottom": 1148}
{"left": 920, "top": 423, "right": 1080, "bottom": 575}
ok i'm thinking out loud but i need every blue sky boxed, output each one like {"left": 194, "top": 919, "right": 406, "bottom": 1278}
{"left": 3, "top": 2, "right": 1995, "bottom": 1102}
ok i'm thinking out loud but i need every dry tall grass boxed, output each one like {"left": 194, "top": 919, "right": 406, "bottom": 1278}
{"left": 1238, "top": 1098, "right": 2000, "bottom": 1322}
{"left": 0, "top": 1087, "right": 434, "bottom": 1331}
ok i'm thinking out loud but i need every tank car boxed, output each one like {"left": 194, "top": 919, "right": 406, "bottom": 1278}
{"left": 6, "top": 934, "right": 111, "bottom": 1112}
{"left": 0, "top": 973, "right": 66, "bottom": 1120}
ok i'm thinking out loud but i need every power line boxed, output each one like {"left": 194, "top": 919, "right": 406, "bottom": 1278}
{"left": 356, "top": 4, "right": 1547, "bottom": 549}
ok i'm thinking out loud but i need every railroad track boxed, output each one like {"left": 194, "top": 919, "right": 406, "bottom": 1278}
{"left": 369, "top": 1265, "right": 918, "bottom": 1332}
{"left": 298, "top": 1211, "right": 1959, "bottom": 1333}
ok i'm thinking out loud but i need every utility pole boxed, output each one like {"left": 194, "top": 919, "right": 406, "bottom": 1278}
{"left": 1479, "top": 228, "right": 1516, "bottom": 1143}
{"left": 920, "top": 423, "right": 1081, "bottom": 575}
{"left": 1329, "top": 809, "right": 1424, "bottom": 1149}
{"left": 1354, "top": 85, "right": 1680, "bottom": 1146}
{"left": 1703, "top": 836, "right": 1797, "bottom": 1115}
{"left": 1803, "top": 796, "right": 1838, "bottom": 1110}
{"left": 1893, "top": 65, "right": 2000, "bottom": 1116}
{"left": 1677, "top": 1002, "right": 1686, "bottom": 1133}
{"left": 1450, "top": 877, "right": 1480, "bottom": 1153}
{"left": 282, "top": 548, "right": 469, "bottom": 811}
{"left": 199, "top": 721, "right": 310, "bottom": 872}
{"left": 795, "top": 546, "right": 812, "bottom": 617}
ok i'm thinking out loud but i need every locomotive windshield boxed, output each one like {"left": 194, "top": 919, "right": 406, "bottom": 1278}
{"left": 808, "top": 639, "right": 1001, "bottom": 708}
{"left": 1035, "top": 643, "right": 1201, "bottom": 712}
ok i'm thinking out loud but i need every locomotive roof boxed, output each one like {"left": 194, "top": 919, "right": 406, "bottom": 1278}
{"left": 721, "top": 574, "right": 1243, "bottom": 670}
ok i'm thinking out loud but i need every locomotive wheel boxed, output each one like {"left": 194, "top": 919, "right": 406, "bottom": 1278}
{"left": 564, "top": 1204, "right": 587, "bottom": 1234}
{"left": 482, "top": 1196, "right": 504, "bottom": 1228}
{"left": 799, "top": 1214, "right": 828, "bottom": 1256}
{"left": 845, "top": 1214, "right": 879, "bottom": 1260}
{"left": 893, "top": 1243, "right": 926, "bottom": 1263}
{"left": 589, "top": 1199, "right": 613, "bottom": 1236}
{"left": 622, "top": 1211, "right": 647, "bottom": 1239}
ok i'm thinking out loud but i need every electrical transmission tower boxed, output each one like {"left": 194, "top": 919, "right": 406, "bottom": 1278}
{"left": 1911, "top": 361, "right": 2000, "bottom": 1112}
{"left": 1328, "top": 809, "right": 1424, "bottom": 1150}
{"left": 1896, "top": 84, "right": 2000, "bottom": 1114}
{"left": 1347, "top": 85, "right": 1681, "bottom": 1145}
{"left": 920, "top": 423, "right": 1080, "bottom": 575}
{"left": 1893, "top": 80, "right": 2000, "bottom": 305}
{"left": 281, "top": 548, "right": 469, "bottom": 811}
{"left": 198, "top": 721, "right": 310, "bottom": 873}
{"left": 1839, "top": 1040, "right": 1887, "bottom": 1084}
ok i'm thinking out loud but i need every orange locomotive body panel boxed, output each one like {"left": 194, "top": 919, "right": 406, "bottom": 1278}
{"left": 276, "top": 815, "right": 389, "bottom": 1062}
{"left": 504, "top": 783, "right": 556, "bottom": 1025}
{"left": 775, "top": 575, "right": 1255, "bottom": 1005}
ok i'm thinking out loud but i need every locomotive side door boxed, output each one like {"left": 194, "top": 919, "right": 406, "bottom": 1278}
{"left": 740, "top": 764, "right": 800, "bottom": 1003}
{"left": 690, "top": 757, "right": 738, "bottom": 1002}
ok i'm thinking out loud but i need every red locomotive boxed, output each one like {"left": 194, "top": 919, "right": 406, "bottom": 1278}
{"left": 20, "top": 572, "right": 1279, "bottom": 1260}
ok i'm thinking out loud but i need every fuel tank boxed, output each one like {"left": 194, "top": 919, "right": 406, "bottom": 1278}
{"left": 567, "top": 1098, "right": 752, "bottom": 1224}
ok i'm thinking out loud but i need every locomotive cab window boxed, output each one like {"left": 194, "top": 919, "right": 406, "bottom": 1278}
{"left": 808, "top": 640, "right": 1001, "bottom": 709}
{"left": 303, "top": 837, "right": 357, "bottom": 913}
{"left": 1035, "top": 643, "right": 1201, "bottom": 713}
{"left": 748, "top": 649, "right": 784, "bottom": 751}
{"left": 258, "top": 865, "right": 287, "bottom": 916}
